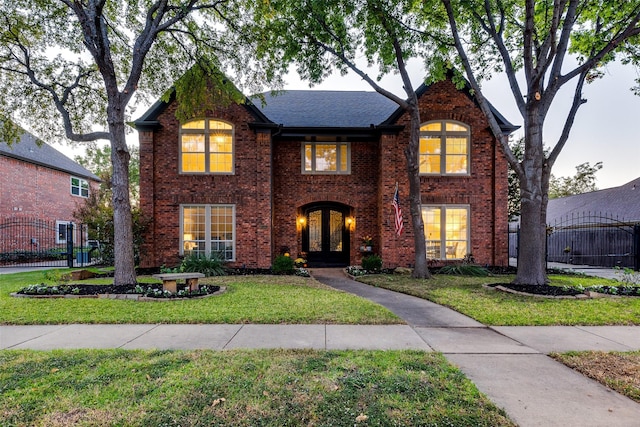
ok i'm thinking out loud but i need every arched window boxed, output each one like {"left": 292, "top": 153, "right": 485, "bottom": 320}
{"left": 419, "top": 120, "right": 470, "bottom": 175}
{"left": 180, "top": 119, "right": 234, "bottom": 173}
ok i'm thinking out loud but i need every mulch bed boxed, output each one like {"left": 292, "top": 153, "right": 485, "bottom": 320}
{"left": 489, "top": 283, "right": 583, "bottom": 297}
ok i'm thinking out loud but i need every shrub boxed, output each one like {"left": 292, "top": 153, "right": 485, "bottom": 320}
{"left": 438, "top": 264, "right": 489, "bottom": 277}
{"left": 272, "top": 255, "right": 295, "bottom": 274}
{"left": 180, "top": 252, "right": 226, "bottom": 277}
{"left": 361, "top": 254, "right": 382, "bottom": 272}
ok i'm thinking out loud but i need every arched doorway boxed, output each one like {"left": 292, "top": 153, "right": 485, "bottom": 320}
{"left": 301, "top": 203, "right": 350, "bottom": 267}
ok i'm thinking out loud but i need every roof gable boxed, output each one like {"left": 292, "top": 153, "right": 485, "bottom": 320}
{"left": 0, "top": 131, "right": 100, "bottom": 181}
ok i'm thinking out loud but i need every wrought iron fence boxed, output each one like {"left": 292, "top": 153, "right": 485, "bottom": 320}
{"left": 0, "top": 217, "right": 98, "bottom": 268}
{"left": 509, "top": 212, "right": 640, "bottom": 271}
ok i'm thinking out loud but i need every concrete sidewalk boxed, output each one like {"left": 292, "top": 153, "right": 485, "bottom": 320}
{"left": 2, "top": 268, "right": 640, "bottom": 426}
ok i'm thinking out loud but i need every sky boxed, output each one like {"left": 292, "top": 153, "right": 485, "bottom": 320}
{"left": 52, "top": 59, "right": 640, "bottom": 190}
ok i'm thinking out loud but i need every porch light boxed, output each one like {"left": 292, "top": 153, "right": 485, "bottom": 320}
{"left": 297, "top": 216, "right": 306, "bottom": 231}
{"left": 346, "top": 216, "right": 355, "bottom": 231}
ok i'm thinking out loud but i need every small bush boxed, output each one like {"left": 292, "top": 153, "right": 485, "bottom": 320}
{"left": 272, "top": 255, "right": 295, "bottom": 274}
{"left": 362, "top": 254, "right": 382, "bottom": 272}
{"left": 438, "top": 264, "right": 489, "bottom": 277}
{"left": 180, "top": 252, "right": 226, "bottom": 277}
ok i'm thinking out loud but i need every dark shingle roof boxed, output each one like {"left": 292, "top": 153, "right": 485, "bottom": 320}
{"left": 253, "top": 90, "right": 399, "bottom": 127}
{"left": 0, "top": 131, "right": 99, "bottom": 181}
{"left": 547, "top": 177, "right": 640, "bottom": 223}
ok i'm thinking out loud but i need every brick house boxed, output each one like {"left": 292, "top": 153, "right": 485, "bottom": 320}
{"left": 0, "top": 130, "right": 100, "bottom": 253}
{"left": 135, "top": 76, "right": 516, "bottom": 269}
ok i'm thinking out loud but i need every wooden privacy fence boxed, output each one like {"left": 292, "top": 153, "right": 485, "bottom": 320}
{"left": 509, "top": 212, "right": 640, "bottom": 270}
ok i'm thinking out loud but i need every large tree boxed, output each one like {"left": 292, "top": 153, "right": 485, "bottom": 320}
{"left": 250, "top": 0, "right": 450, "bottom": 278}
{"left": 0, "top": 0, "right": 273, "bottom": 285}
{"left": 441, "top": 0, "right": 640, "bottom": 285}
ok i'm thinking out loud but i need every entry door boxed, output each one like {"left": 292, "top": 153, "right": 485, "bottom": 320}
{"left": 303, "top": 206, "right": 349, "bottom": 266}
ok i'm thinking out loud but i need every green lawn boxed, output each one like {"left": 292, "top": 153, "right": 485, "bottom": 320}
{"left": 0, "top": 270, "right": 401, "bottom": 325}
{"left": 0, "top": 349, "right": 514, "bottom": 426}
{"left": 357, "top": 273, "right": 640, "bottom": 326}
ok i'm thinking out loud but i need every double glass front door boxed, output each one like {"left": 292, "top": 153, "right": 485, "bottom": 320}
{"left": 302, "top": 205, "right": 350, "bottom": 266}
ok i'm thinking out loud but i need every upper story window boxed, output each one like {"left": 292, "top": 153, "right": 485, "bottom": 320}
{"left": 302, "top": 141, "right": 350, "bottom": 174}
{"left": 419, "top": 120, "right": 470, "bottom": 175}
{"left": 71, "top": 177, "right": 89, "bottom": 198}
{"left": 180, "top": 119, "right": 234, "bottom": 174}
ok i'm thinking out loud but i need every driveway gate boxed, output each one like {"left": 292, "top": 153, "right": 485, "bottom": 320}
{"left": 0, "top": 217, "right": 96, "bottom": 268}
{"left": 510, "top": 212, "right": 640, "bottom": 270}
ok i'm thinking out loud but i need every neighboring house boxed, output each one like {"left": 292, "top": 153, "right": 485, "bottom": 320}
{"left": 134, "top": 76, "right": 517, "bottom": 269}
{"left": 544, "top": 177, "right": 640, "bottom": 269}
{"left": 0, "top": 130, "right": 100, "bottom": 254}
{"left": 547, "top": 177, "right": 640, "bottom": 223}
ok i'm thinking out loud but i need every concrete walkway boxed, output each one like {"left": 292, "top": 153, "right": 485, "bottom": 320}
{"left": 2, "top": 268, "right": 640, "bottom": 426}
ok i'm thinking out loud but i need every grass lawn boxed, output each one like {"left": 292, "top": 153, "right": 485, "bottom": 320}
{"left": 0, "top": 270, "right": 401, "bottom": 325}
{"left": 552, "top": 350, "right": 640, "bottom": 403}
{"left": 357, "top": 273, "right": 640, "bottom": 326}
{"left": 0, "top": 349, "right": 514, "bottom": 426}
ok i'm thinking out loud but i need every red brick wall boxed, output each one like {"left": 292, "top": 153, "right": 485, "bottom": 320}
{"left": 0, "top": 155, "right": 96, "bottom": 222}
{"left": 379, "top": 79, "right": 508, "bottom": 267}
{"left": 140, "top": 78, "right": 509, "bottom": 269}
{"left": 272, "top": 139, "right": 379, "bottom": 263}
{"left": 139, "top": 101, "right": 273, "bottom": 268}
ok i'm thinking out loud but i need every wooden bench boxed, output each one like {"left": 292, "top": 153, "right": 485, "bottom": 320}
{"left": 152, "top": 272, "right": 205, "bottom": 293}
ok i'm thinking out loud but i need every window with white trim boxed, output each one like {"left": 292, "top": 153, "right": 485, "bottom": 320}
{"left": 181, "top": 204, "right": 235, "bottom": 261}
{"left": 71, "top": 177, "right": 89, "bottom": 197}
{"left": 56, "top": 220, "right": 71, "bottom": 244}
{"left": 302, "top": 141, "right": 350, "bottom": 174}
{"left": 419, "top": 120, "right": 470, "bottom": 175}
{"left": 422, "top": 205, "right": 469, "bottom": 260}
{"left": 180, "top": 119, "right": 234, "bottom": 173}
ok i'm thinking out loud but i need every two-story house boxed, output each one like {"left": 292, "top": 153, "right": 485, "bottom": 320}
{"left": 0, "top": 130, "right": 100, "bottom": 257}
{"left": 134, "top": 76, "right": 516, "bottom": 269}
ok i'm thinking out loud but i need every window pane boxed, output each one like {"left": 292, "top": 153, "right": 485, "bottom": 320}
{"left": 183, "top": 206, "right": 205, "bottom": 254}
{"left": 308, "top": 210, "right": 322, "bottom": 252}
{"left": 182, "top": 134, "right": 205, "bottom": 152}
{"left": 210, "top": 206, "right": 234, "bottom": 260}
{"left": 182, "top": 153, "right": 205, "bottom": 172}
{"left": 210, "top": 153, "right": 233, "bottom": 173}
{"left": 445, "top": 209, "right": 467, "bottom": 259}
{"left": 329, "top": 210, "right": 343, "bottom": 252}
{"left": 304, "top": 144, "right": 313, "bottom": 171}
{"left": 446, "top": 137, "right": 467, "bottom": 154}
{"left": 315, "top": 144, "right": 337, "bottom": 171}
{"left": 446, "top": 122, "right": 468, "bottom": 132}
{"left": 182, "top": 120, "right": 205, "bottom": 129}
{"left": 209, "top": 120, "right": 232, "bottom": 130}
{"left": 446, "top": 155, "right": 467, "bottom": 174}
{"left": 340, "top": 144, "right": 348, "bottom": 172}
{"left": 420, "top": 122, "right": 441, "bottom": 132}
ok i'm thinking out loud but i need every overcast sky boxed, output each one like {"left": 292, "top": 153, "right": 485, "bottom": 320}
{"left": 53, "top": 59, "right": 639, "bottom": 190}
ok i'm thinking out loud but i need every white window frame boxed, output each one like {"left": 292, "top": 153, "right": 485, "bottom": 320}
{"left": 179, "top": 118, "right": 235, "bottom": 174}
{"left": 70, "top": 176, "right": 89, "bottom": 198}
{"left": 56, "top": 220, "right": 71, "bottom": 244}
{"left": 422, "top": 205, "right": 470, "bottom": 260}
{"left": 301, "top": 141, "right": 351, "bottom": 174}
{"left": 419, "top": 120, "right": 470, "bottom": 176}
{"left": 180, "top": 204, "right": 236, "bottom": 261}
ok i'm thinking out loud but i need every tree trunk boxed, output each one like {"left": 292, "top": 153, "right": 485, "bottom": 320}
{"left": 405, "top": 104, "right": 431, "bottom": 279}
{"left": 514, "top": 113, "right": 549, "bottom": 285}
{"left": 108, "top": 105, "right": 136, "bottom": 286}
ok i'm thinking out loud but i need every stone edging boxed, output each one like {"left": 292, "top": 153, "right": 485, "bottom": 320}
{"left": 10, "top": 286, "right": 227, "bottom": 302}
{"left": 484, "top": 284, "right": 634, "bottom": 299}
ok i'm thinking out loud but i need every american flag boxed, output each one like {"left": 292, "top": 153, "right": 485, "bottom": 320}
{"left": 392, "top": 183, "right": 403, "bottom": 236}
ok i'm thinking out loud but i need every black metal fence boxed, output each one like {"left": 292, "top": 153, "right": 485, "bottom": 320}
{"left": 510, "top": 212, "right": 640, "bottom": 271}
{"left": 0, "top": 217, "right": 98, "bottom": 268}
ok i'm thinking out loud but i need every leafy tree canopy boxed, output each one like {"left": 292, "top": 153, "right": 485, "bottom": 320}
{"left": 549, "top": 161, "right": 603, "bottom": 199}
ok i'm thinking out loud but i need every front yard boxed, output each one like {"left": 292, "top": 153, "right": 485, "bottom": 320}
{"left": 0, "top": 271, "right": 401, "bottom": 325}
{"left": 357, "top": 273, "right": 640, "bottom": 326}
